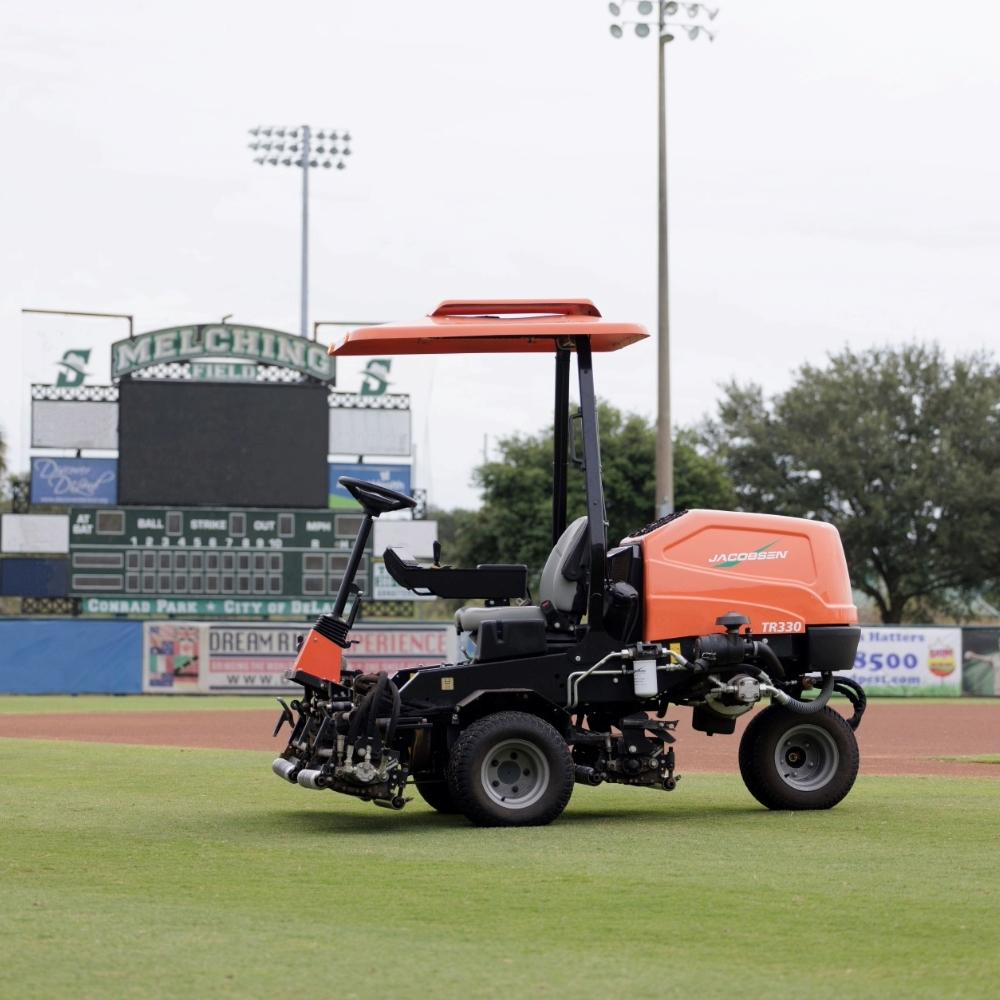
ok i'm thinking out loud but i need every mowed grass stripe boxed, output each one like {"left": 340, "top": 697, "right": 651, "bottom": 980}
{"left": 1, "top": 741, "right": 998, "bottom": 999}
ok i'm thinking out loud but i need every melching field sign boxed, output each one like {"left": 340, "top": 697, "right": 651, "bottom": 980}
{"left": 68, "top": 506, "right": 372, "bottom": 616}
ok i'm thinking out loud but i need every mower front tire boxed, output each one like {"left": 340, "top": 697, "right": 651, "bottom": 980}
{"left": 414, "top": 778, "right": 460, "bottom": 814}
{"left": 447, "top": 711, "right": 574, "bottom": 827}
{"left": 739, "top": 704, "right": 859, "bottom": 810}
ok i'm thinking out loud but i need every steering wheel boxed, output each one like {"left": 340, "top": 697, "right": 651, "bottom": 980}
{"left": 339, "top": 476, "right": 417, "bottom": 516}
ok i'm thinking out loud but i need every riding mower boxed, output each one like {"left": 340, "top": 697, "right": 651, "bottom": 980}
{"left": 272, "top": 300, "right": 866, "bottom": 826}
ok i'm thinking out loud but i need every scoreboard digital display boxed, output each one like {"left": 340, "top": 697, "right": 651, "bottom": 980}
{"left": 118, "top": 380, "right": 329, "bottom": 509}
{"left": 68, "top": 507, "right": 373, "bottom": 617}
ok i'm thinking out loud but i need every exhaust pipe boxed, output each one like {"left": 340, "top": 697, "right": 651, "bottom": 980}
{"left": 272, "top": 758, "right": 299, "bottom": 783}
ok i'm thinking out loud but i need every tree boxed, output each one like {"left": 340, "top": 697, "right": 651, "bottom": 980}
{"left": 444, "top": 401, "right": 736, "bottom": 581}
{"left": 702, "top": 344, "right": 1000, "bottom": 623}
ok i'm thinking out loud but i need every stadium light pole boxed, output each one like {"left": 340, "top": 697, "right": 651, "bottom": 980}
{"left": 607, "top": 2, "right": 718, "bottom": 516}
{"left": 248, "top": 125, "right": 352, "bottom": 338}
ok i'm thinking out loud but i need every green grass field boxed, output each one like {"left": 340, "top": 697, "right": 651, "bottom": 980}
{"left": 1, "top": 736, "right": 998, "bottom": 999}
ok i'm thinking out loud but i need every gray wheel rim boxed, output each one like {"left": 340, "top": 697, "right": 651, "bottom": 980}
{"left": 480, "top": 738, "right": 550, "bottom": 810}
{"left": 773, "top": 723, "right": 839, "bottom": 792}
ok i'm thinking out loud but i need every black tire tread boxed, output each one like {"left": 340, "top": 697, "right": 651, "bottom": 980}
{"left": 446, "top": 711, "right": 574, "bottom": 827}
{"left": 738, "top": 704, "right": 859, "bottom": 811}
{"left": 414, "top": 778, "right": 460, "bottom": 814}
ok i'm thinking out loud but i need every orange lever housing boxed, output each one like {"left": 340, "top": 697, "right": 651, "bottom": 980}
{"left": 292, "top": 629, "right": 343, "bottom": 683}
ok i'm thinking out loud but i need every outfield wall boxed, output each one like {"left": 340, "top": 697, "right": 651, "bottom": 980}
{"left": 0, "top": 619, "right": 993, "bottom": 696}
{"left": 0, "top": 620, "right": 143, "bottom": 694}
{"left": 0, "top": 619, "right": 457, "bottom": 695}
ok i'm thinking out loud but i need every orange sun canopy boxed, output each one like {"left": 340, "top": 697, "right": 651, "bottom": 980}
{"left": 327, "top": 300, "right": 649, "bottom": 357}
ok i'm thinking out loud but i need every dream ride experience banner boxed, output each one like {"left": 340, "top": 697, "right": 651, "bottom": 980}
{"left": 143, "top": 621, "right": 457, "bottom": 693}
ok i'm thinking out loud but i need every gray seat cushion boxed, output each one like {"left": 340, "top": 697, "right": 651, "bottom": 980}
{"left": 454, "top": 516, "right": 590, "bottom": 646}
{"left": 538, "top": 516, "right": 589, "bottom": 613}
{"left": 456, "top": 604, "right": 546, "bottom": 634}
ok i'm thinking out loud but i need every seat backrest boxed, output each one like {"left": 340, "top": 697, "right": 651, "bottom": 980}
{"left": 538, "top": 516, "right": 590, "bottom": 614}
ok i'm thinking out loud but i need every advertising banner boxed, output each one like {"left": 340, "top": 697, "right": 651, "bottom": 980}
{"left": 143, "top": 622, "right": 205, "bottom": 692}
{"left": 1, "top": 514, "right": 70, "bottom": 554}
{"left": 31, "top": 457, "right": 118, "bottom": 505}
{"left": 143, "top": 621, "right": 457, "bottom": 693}
{"left": 31, "top": 399, "right": 119, "bottom": 449}
{"left": 962, "top": 628, "right": 1000, "bottom": 697}
{"left": 845, "top": 626, "right": 963, "bottom": 696}
{"left": 204, "top": 623, "right": 302, "bottom": 692}
{"left": 328, "top": 406, "right": 411, "bottom": 458}
{"left": 329, "top": 463, "right": 412, "bottom": 509}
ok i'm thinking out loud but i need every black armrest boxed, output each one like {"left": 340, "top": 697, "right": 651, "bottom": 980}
{"left": 383, "top": 547, "right": 527, "bottom": 600}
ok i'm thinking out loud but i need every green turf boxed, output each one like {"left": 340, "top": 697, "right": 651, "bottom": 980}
{"left": 1, "top": 742, "right": 998, "bottom": 999}
{"left": 0, "top": 695, "right": 275, "bottom": 715}
{"left": 859, "top": 684, "right": 962, "bottom": 697}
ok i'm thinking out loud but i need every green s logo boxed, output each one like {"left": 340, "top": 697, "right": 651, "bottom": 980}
{"left": 55, "top": 349, "right": 92, "bottom": 388}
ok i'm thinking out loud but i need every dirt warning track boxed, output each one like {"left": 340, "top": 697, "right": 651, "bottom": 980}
{"left": 2, "top": 701, "right": 999, "bottom": 778}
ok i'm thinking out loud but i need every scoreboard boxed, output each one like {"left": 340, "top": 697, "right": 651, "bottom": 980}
{"left": 68, "top": 507, "right": 373, "bottom": 617}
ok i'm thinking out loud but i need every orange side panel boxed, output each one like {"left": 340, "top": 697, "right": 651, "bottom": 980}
{"left": 623, "top": 510, "right": 858, "bottom": 642}
{"left": 292, "top": 630, "right": 343, "bottom": 683}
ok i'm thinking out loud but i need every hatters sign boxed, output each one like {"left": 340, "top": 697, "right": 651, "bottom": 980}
{"left": 111, "top": 324, "right": 334, "bottom": 381}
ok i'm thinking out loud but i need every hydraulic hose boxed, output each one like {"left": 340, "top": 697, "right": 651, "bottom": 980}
{"left": 347, "top": 679, "right": 379, "bottom": 749}
{"left": 833, "top": 675, "right": 867, "bottom": 730}
{"left": 366, "top": 673, "right": 391, "bottom": 740}
{"left": 766, "top": 672, "right": 835, "bottom": 715}
{"left": 753, "top": 641, "right": 786, "bottom": 681}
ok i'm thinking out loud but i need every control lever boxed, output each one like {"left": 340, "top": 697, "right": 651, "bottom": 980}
{"left": 432, "top": 540, "right": 442, "bottom": 568}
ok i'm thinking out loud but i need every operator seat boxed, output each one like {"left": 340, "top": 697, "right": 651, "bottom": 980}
{"left": 456, "top": 516, "right": 590, "bottom": 660}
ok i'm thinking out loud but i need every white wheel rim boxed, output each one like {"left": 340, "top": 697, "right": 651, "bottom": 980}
{"left": 774, "top": 723, "right": 840, "bottom": 792}
{"left": 480, "top": 738, "right": 550, "bottom": 810}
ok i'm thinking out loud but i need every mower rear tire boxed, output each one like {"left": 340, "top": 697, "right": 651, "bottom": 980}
{"left": 739, "top": 704, "right": 859, "bottom": 810}
{"left": 447, "top": 711, "right": 574, "bottom": 827}
{"left": 414, "top": 778, "right": 460, "bottom": 814}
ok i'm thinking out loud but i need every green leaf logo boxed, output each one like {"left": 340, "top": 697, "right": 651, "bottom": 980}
{"left": 715, "top": 540, "right": 780, "bottom": 569}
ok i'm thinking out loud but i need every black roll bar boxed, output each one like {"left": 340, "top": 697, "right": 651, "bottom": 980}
{"left": 574, "top": 336, "right": 607, "bottom": 630}
{"left": 552, "top": 346, "right": 571, "bottom": 546}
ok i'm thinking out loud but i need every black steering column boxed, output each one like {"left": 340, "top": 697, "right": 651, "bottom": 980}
{"left": 323, "top": 477, "right": 417, "bottom": 645}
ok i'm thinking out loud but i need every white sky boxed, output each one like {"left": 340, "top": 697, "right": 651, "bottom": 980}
{"left": 2, "top": 0, "right": 998, "bottom": 509}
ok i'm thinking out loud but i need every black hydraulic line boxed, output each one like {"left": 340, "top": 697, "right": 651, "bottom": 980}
{"left": 774, "top": 672, "right": 836, "bottom": 715}
{"left": 366, "top": 673, "right": 391, "bottom": 740}
{"left": 384, "top": 679, "right": 402, "bottom": 745}
{"left": 574, "top": 336, "right": 607, "bottom": 630}
{"left": 347, "top": 682, "right": 379, "bottom": 747}
{"left": 833, "top": 676, "right": 867, "bottom": 730}
{"left": 552, "top": 347, "right": 571, "bottom": 547}
{"left": 754, "top": 641, "right": 787, "bottom": 681}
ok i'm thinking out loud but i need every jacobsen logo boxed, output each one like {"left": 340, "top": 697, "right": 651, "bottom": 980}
{"left": 708, "top": 540, "right": 789, "bottom": 569}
